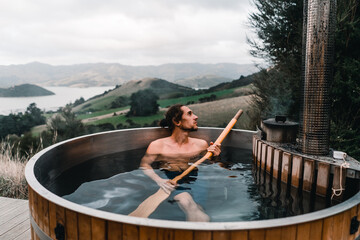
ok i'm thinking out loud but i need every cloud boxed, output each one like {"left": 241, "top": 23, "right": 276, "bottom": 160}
{"left": 0, "top": 0, "right": 259, "bottom": 66}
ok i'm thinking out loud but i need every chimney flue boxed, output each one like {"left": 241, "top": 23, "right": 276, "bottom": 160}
{"left": 300, "top": 0, "right": 336, "bottom": 155}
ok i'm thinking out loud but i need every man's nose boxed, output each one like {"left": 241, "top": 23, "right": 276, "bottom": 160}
{"left": 194, "top": 114, "right": 198, "bottom": 120}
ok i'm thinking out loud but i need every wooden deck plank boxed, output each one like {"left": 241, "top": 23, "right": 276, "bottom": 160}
{"left": 0, "top": 197, "right": 31, "bottom": 240}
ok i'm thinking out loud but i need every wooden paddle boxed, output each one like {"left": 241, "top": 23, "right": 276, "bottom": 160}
{"left": 129, "top": 109, "right": 243, "bottom": 218}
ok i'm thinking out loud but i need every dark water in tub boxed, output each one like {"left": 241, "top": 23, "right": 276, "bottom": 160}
{"left": 63, "top": 147, "right": 337, "bottom": 222}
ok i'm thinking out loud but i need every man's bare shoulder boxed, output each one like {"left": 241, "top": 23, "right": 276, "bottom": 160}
{"left": 189, "top": 137, "right": 208, "bottom": 148}
{"left": 146, "top": 137, "right": 171, "bottom": 154}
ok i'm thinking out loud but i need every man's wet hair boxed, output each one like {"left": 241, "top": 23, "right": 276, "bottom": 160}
{"left": 159, "top": 104, "right": 184, "bottom": 132}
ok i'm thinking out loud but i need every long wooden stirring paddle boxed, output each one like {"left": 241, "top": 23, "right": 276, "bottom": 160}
{"left": 129, "top": 109, "right": 243, "bottom": 218}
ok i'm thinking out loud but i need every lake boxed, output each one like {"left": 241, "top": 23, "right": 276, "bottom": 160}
{"left": 0, "top": 86, "right": 114, "bottom": 115}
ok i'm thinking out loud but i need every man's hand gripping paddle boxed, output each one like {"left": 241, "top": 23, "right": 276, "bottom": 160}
{"left": 129, "top": 109, "right": 243, "bottom": 218}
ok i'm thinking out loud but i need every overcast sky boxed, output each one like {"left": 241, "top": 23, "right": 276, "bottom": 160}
{"left": 0, "top": 0, "right": 260, "bottom": 66}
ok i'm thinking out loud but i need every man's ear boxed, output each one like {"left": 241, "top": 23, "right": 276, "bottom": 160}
{"left": 172, "top": 117, "right": 181, "bottom": 127}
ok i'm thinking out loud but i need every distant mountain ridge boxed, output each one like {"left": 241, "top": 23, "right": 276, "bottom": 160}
{"left": 0, "top": 62, "right": 258, "bottom": 88}
{"left": 0, "top": 84, "right": 54, "bottom": 97}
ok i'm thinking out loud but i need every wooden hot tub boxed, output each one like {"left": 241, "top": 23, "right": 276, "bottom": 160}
{"left": 25, "top": 127, "right": 360, "bottom": 239}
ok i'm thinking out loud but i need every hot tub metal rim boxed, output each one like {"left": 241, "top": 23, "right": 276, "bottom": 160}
{"left": 25, "top": 127, "right": 360, "bottom": 231}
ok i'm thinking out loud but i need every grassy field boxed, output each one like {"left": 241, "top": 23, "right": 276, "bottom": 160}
{"left": 76, "top": 106, "right": 129, "bottom": 120}
{"left": 86, "top": 112, "right": 165, "bottom": 127}
{"left": 189, "top": 95, "right": 254, "bottom": 129}
{"left": 85, "top": 94, "right": 254, "bottom": 130}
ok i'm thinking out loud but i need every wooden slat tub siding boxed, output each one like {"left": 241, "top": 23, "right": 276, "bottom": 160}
{"left": 65, "top": 209, "right": 78, "bottom": 240}
{"left": 308, "top": 219, "right": 323, "bottom": 240}
{"left": 273, "top": 149, "right": 283, "bottom": 180}
{"left": 342, "top": 206, "right": 358, "bottom": 240}
{"left": 157, "top": 228, "right": 174, "bottom": 240}
{"left": 78, "top": 213, "right": 91, "bottom": 240}
{"left": 261, "top": 143, "right": 267, "bottom": 170}
{"left": 280, "top": 225, "right": 297, "bottom": 240}
{"left": 28, "top": 187, "right": 35, "bottom": 219}
{"left": 194, "top": 231, "right": 211, "bottom": 240}
{"left": 331, "top": 211, "right": 346, "bottom": 240}
{"left": 123, "top": 224, "right": 139, "bottom": 240}
{"left": 316, "top": 162, "right": 330, "bottom": 197}
{"left": 281, "top": 152, "right": 292, "bottom": 184}
{"left": 139, "top": 226, "right": 157, "bottom": 240}
{"left": 91, "top": 217, "right": 106, "bottom": 240}
{"left": 332, "top": 166, "right": 347, "bottom": 201}
{"left": 107, "top": 221, "right": 123, "bottom": 240}
{"left": 303, "top": 159, "right": 315, "bottom": 192}
{"left": 41, "top": 196, "right": 50, "bottom": 235}
{"left": 264, "top": 227, "right": 281, "bottom": 240}
{"left": 212, "top": 231, "right": 230, "bottom": 240}
{"left": 37, "top": 195, "right": 45, "bottom": 231}
{"left": 356, "top": 204, "right": 360, "bottom": 239}
{"left": 291, "top": 155, "right": 303, "bottom": 189}
{"left": 296, "top": 222, "right": 311, "bottom": 239}
{"left": 230, "top": 230, "right": 248, "bottom": 240}
{"left": 249, "top": 229, "right": 265, "bottom": 240}
{"left": 33, "top": 189, "right": 39, "bottom": 224}
{"left": 174, "top": 229, "right": 193, "bottom": 240}
{"left": 48, "top": 201, "right": 57, "bottom": 239}
{"left": 266, "top": 146, "right": 274, "bottom": 174}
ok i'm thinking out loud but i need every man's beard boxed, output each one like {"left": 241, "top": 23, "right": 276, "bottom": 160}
{"left": 179, "top": 125, "right": 198, "bottom": 132}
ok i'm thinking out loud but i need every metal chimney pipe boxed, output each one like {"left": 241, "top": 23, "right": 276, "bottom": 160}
{"left": 300, "top": 0, "right": 336, "bottom": 155}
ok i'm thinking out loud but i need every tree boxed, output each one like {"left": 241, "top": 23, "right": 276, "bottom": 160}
{"left": 47, "top": 106, "right": 85, "bottom": 142}
{"left": 329, "top": 0, "right": 360, "bottom": 158}
{"left": 248, "top": 0, "right": 360, "bottom": 159}
{"left": 248, "top": 0, "right": 303, "bottom": 123}
{"left": 128, "top": 89, "right": 159, "bottom": 116}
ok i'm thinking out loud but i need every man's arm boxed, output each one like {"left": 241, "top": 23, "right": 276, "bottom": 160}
{"left": 140, "top": 141, "right": 175, "bottom": 194}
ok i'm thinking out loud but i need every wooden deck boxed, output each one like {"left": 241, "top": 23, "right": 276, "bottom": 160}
{"left": 0, "top": 197, "right": 31, "bottom": 240}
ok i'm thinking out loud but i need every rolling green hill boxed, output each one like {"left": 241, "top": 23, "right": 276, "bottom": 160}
{"left": 73, "top": 78, "right": 196, "bottom": 112}
{"left": 0, "top": 84, "right": 54, "bottom": 97}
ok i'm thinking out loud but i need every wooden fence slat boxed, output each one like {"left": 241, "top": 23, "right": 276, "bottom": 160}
{"left": 273, "top": 149, "right": 283, "bottom": 180}
{"left": 316, "top": 162, "right": 330, "bottom": 197}
{"left": 261, "top": 143, "right": 267, "bottom": 170}
{"left": 291, "top": 155, "right": 303, "bottom": 188}
{"left": 281, "top": 152, "right": 292, "bottom": 184}
{"left": 257, "top": 142, "right": 262, "bottom": 168}
{"left": 266, "top": 146, "right": 274, "bottom": 174}
{"left": 303, "top": 159, "right": 315, "bottom": 192}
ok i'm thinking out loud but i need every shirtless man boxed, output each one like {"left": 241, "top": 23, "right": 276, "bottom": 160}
{"left": 140, "top": 104, "right": 221, "bottom": 221}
